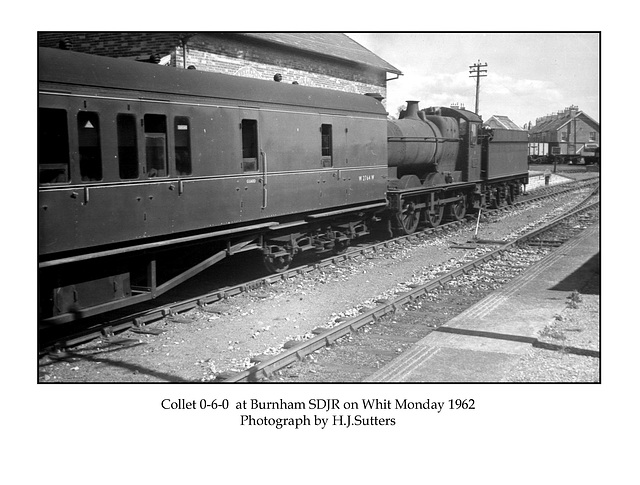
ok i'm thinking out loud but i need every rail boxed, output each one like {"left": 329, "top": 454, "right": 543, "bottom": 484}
{"left": 221, "top": 197, "right": 599, "bottom": 382}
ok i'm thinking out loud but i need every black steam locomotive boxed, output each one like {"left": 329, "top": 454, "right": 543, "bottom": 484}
{"left": 38, "top": 47, "right": 528, "bottom": 324}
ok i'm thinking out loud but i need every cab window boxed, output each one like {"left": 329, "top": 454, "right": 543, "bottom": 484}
{"left": 459, "top": 119, "right": 467, "bottom": 136}
{"left": 470, "top": 122, "right": 478, "bottom": 145}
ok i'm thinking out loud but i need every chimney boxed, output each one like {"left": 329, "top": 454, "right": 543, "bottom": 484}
{"left": 400, "top": 100, "right": 421, "bottom": 120}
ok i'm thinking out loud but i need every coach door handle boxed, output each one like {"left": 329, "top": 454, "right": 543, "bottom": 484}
{"left": 261, "top": 149, "right": 267, "bottom": 209}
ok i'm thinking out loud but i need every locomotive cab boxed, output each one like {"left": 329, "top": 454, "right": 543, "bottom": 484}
{"left": 422, "top": 106, "right": 483, "bottom": 182}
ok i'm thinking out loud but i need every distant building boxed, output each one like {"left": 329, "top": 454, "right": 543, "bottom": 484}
{"left": 38, "top": 32, "right": 402, "bottom": 108}
{"left": 484, "top": 115, "right": 524, "bottom": 131}
{"left": 528, "top": 105, "right": 600, "bottom": 162}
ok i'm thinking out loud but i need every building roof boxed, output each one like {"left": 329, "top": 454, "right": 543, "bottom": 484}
{"left": 238, "top": 33, "right": 402, "bottom": 75}
{"left": 484, "top": 115, "right": 524, "bottom": 130}
{"left": 39, "top": 32, "right": 403, "bottom": 77}
{"left": 530, "top": 108, "right": 600, "bottom": 134}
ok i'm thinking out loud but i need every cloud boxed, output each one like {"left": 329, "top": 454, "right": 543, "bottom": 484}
{"left": 350, "top": 32, "right": 599, "bottom": 125}
{"left": 485, "top": 73, "right": 563, "bottom": 101}
{"left": 387, "top": 70, "right": 477, "bottom": 113}
{"left": 386, "top": 68, "right": 573, "bottom": 126}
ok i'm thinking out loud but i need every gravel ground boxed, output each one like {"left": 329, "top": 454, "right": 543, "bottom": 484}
{"left": 501, "top": 169, "right": 600, "bottom": 382}
{"left": 500, "top": 271, "right": 600, "bottom": 382}
{"left": 38, "top": 173, "right": 599, "bottom": 383}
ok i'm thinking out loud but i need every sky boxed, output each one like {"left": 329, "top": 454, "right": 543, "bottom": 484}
{"left": 346, "top": 33, "right": 600, "bottom": 128}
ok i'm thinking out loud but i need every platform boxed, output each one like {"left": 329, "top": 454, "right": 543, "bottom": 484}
{"left": 364, "top": 222, "right": 600, "bottom": 382}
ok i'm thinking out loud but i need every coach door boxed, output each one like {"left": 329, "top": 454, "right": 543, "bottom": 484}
{"left": 318, "top": 114, "right": 347, "bottom": 207}
{"left": 239, "top": 115, "right": 265, "bottom": 220}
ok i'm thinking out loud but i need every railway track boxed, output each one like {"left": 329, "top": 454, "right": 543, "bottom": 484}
{"left": 222, "top": 194, "right": 599, "bottom": 382}
{"left": 40, "top": 177, "right": 599, "bottom": 360}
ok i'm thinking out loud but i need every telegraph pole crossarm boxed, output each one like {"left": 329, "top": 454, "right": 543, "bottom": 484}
{"left": 469, "top": 60, "right": 488, "bottom": 114}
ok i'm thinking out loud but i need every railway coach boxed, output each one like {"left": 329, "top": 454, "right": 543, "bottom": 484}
{"left": 38, "top": 47, "right": 389, "bottom": 324}
{"left": 38, "top": 47, "right": 529, "bottom": 326}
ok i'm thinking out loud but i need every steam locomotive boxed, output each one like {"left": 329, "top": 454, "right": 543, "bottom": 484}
{"left": 38, "top": 47, "right": 528, "bottom": 324}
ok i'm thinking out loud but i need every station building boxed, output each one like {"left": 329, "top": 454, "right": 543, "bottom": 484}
{"left": 528, "top": 105, "right": 600, "bottom": 162}
{"left": 37, "top": 32, "right": 402, "bottom": 109}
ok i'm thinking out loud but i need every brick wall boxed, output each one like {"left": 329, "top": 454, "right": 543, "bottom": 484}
{"left": 38, "top": 32, "right": 183, "bottom": 60}
{"left": 181, "top": 47, "right": 385, "bottom": 99}
{"left": 188, "top": 34, "right": 385, "bottom": 85}
{"left": 559, "top": 117, "right": 599, "bottom": 145}
{"left": 182, "top": 34, "right": 387, "bottom": 101}
{"left": 573, "top": 118, "right": 599, "bottom": 144}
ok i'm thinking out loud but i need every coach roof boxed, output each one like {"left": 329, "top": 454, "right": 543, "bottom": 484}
{"left": 39, "top": 47, "right": 388, "bottom": 117}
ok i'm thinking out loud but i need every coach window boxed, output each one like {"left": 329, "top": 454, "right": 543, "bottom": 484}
{"left": 321, "top": 124, "right": 333, "bottom": 167}
{"left": 174, "top": 117, "right": 192, "bottom": 175}
{"left": 144, "top": 114, "right": 167, "bottom": 177}
{"left": 241, "top": 119, "right": 258, "bottom": 172}
{"left": 38, "top": 108, "right": 70, "bottom": 184}
{"left": 117, "top": 114, "right": 139, "bottom": 179}
{"left": 77, "top": 111, "right": 103, "bottom": 181}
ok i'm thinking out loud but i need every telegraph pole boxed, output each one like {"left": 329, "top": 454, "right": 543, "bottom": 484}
{"left": 469, "top": 60, "right": 488, "bottom": 114}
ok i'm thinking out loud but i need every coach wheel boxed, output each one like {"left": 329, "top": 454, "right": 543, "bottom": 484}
{"left": 332, "top": 238, "right": 350, "bottom": 255}
{"left": 263, "top": 253, "right": 292, "bottom": 273}
{"left": 449, "top": 195, "right": 467, "bottom": 221}
{"left": 397, "top": 201, "right": 420, "bottom": 235}
{"left": 424, "top": 204, "right": 444, "bottom": 228}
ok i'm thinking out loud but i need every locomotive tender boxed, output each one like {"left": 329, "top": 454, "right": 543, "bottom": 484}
{"left": 38, "top": 47, "right": 528, "bottom": 324}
